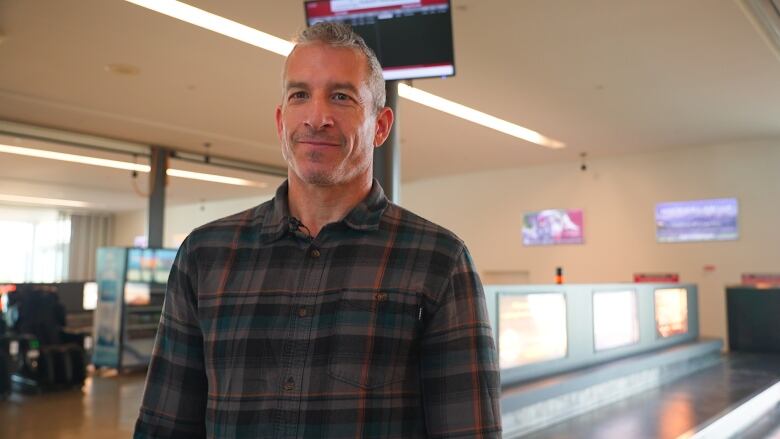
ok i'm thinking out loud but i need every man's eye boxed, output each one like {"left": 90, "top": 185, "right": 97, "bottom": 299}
{"left": 332, "top": 93, "right": 350, "bottom": 101}
{"left": 290, "top": 91, "right": 308, "bottom": 100}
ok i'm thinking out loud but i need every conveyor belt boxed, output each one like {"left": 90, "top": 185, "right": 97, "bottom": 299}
{"left": 523, "top": 354, "right": 780, "bottom": 439}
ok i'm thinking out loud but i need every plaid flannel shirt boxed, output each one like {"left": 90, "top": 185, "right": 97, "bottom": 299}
{"left": 134, "top": 180, "right": 501, "bottom": 439}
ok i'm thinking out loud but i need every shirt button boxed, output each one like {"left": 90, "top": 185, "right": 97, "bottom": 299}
{"left": 283, "top": 377, "right": 295, "bottom": 391}
{"left": 297, "top": 307, "right": 308, "bottom": 318}
{"left": 310, "top": 248, "right": 321, "bottom": 258}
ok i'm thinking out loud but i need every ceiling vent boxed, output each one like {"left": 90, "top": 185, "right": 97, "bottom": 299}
{"left": 739, "top": 0, "right": 780, "bottom": 61}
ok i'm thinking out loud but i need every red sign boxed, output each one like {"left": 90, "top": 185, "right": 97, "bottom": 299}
{"left": 633, "top": 273, "right": 679, "bottom": 283}
{"left": 741, "top": 273, "right": 780, "bottom": 287}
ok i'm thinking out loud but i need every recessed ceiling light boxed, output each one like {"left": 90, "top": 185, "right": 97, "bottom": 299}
{"left": 105, "top": 63, "right": 141, "bottom": 76}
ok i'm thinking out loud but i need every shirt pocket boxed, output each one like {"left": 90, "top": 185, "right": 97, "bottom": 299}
{"left": 328, "top": 289, "right": 421, "bottom": 389}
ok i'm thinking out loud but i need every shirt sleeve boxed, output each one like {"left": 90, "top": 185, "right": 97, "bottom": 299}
{"left": 134, "top": 238, "right": 208, "bottom": 439}
{"left": 420, "top": 245, "right": 502, "bottom": 438}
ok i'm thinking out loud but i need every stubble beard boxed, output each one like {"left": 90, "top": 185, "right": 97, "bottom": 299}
{"left": 282, "top": 127, "right": 373, "bottom": 187}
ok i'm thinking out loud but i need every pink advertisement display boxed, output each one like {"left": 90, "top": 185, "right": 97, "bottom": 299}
{"left": 522, "top": 209, "right": 584, "bottom": 246}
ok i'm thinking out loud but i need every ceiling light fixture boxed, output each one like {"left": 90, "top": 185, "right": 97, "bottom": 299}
{"left": 167, "top": 169, "right": 267, "bottom": 187}
{"left": 397, "top": 84, "right": 565, "bottom": 148}
{"left": 0, "top": 144, "right": 149, "bottom": 172}
{"left": 0, "top": 193, "right": 94, "bottom": 208}
{"left": 122, "top": 0, "right": 565, "bottom": 149}
{"left": 123, "top": 0, "right": 294, "bottom": 56}
{"left": 0, "top": 143, "right": 266, "bottom": 187}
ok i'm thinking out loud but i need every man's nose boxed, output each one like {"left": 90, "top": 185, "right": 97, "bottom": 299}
{"left": 304, "top": 97, "right": 334, "bottom": 130}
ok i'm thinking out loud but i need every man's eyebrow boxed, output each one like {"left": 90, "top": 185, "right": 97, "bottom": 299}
{"left": 284, "top": 81, "right": 309, "bottom": 91}
{"left": 328, "top": 82, "right": 359, "bottom": 94}
{"left": 284, "top": 81, "right": 360, "bottom": 94}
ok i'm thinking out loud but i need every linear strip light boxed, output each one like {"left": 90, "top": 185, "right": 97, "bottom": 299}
{"left": 122, "top": 0, "right": 565, "bottom": 149}
{"left": 124, "top": 0, "right": 294, "bottom": 56}
{"left": 0, "top": 144, "right": 267, "bottom": 187}
{"left": 166, "top": 168, "right": 264, "bottom": 187}
{"left": 0, "top": 194, "right": 94, "bottom": 208}
{"left": 398, "top": 84, "right": 565, "bottom": 148}
{"left": 0, "top": 144, "right": 149, "bottom": 172}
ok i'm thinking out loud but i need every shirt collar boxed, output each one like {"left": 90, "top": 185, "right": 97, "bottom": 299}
{"left": 260, "top": 179, "right": 388, "bottom": 243}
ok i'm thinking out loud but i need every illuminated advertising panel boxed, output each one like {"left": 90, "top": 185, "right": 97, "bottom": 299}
{"left": 655, "top": 198, "right": 738, "bottom": 242}
{"left": 593, "top": 290, "right": 640, "bottom": 351}
{"left": 522, "top": 209, "right": 584, "bottom": 246}
{"left": 654, "top": 288, "right": 689, "bottom": 338}
{"left": 498, "top": 293, "right": 568, "bottom": 369}
{"left": 124, "top": 282, "right": 151, "bottom": 306}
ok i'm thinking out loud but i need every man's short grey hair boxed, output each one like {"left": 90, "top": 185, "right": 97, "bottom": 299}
{"left": 289, "top": 22, "right": 386, "bottom": 112}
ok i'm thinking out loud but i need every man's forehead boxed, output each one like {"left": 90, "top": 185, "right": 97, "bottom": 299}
{"left": 283, "top": 44, "right": 370, "bottom": 94}
{"left": 285, "top": 43, "right": 367, "bottom": 74}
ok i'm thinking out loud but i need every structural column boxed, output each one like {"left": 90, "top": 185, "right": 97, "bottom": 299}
{"left": 374, "top": 80, "right": 401, "bottom": 203}
{"left": 147, "top": 146, "right": 168, "bottom": 248}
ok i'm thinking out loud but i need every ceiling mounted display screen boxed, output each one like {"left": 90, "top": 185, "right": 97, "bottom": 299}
{"left": 305, "top": 0, "right": 455, "bottom": 80}
{"left": 522, "top": 209, "right": 584, "bottom": 246}
{"left": 498, "top": 293, "right": 568, "bottom": 369}
{"left": 654, "top": 288, "right": 688, "bottom": 338}
{"left": 655, "top": 198, "right": 738, "bottom": 243}
{"left": 593, "top": 290, "right": 640, "bottom": 351}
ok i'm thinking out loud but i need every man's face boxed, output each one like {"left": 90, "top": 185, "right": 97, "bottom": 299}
{"left": 275, "top": 43, "right": 391, "bottom": 187}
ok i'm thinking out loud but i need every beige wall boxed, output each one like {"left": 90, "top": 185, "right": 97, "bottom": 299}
{"left": 402, "top": 139, "right": 780, "bottom": 344}
{"left": 113, "top": 209, "right": 146, "bottom": 247}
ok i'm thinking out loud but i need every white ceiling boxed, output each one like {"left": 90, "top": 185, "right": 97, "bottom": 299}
{"left": 0, "top": 0, "right": 779, "bottom": 211}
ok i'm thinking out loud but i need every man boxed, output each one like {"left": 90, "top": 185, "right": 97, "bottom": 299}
{"left": 135, "top": 22, "right": 501, "bottom": 439}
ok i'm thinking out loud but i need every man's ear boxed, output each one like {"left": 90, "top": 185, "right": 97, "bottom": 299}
{"left": 373, "top": 106, "right": 394, "bottom": 147}
{"left": 275, "top": 105, "right": 284, "bottom": 141}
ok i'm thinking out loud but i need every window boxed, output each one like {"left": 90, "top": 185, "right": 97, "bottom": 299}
{"left": 0, "top": 208, "right": 70, "bottom": 282}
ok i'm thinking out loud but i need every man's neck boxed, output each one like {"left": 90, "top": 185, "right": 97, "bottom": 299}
{"left": 287, "top": 174, "right": 372, "bottom": 237}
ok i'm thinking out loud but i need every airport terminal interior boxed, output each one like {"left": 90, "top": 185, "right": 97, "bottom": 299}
{"left": 1, "top": 0, "right": 780, "bottom": 438}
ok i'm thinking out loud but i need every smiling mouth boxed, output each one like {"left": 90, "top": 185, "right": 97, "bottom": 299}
{"left": 296, "top": 140, "right": 342, "bottom": 147}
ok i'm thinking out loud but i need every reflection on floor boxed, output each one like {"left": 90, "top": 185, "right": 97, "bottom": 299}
{"left": 525, "top": 353, "right": 780, "bottom": 439}
{"left": 0, "top": 371, "right": 146, "bottom": 439}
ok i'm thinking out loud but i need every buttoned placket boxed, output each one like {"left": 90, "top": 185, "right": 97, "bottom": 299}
{"left": 275, "top": 231, "right": 328, "bottom": 439}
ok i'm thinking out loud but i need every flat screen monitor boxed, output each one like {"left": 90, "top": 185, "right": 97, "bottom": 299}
{"left": 305, "top": 0, "right": 455, "bottom": 80}
{"left": 522, "top": 208, "right": 584, "bottom": 246}
{"left": 154, "top": 249, "right": 177, "bottom": 284}
{"left": 593, "top": 290, "right": 640, "bottom": 351}
{"left": 498, "top": 293, "right": 568, "bottom": 369}
{"left": 126, "top": 248, "right": 143, "bottom": 282}
{"left": 654, "top": 288, "right": 689, "bottom": 338}
{"left": 655, "top": 198, "right": 738, "bottom": 243}
{"left": 140, "top": 249, "right": 156, "bottom": 282}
